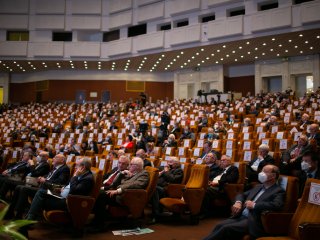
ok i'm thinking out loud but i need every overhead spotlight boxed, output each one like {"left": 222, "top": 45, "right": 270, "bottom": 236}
{"left": 239, "top": 46, "right": 242, "bottom": 49}
{"left": 246, "top": 41, "right": 250, "bottom": 44}
{"left": 288, "top": 40, "right": 292, "bottom": 42}
{"left": 196, "top": 52, "right": 199, "bottom": 55}
{"left": 300, "top": 51, "right": 303, "bottom": 54}
{"left": 217, "top": 49, "right": 220, "bottom": 52}
{"left": 278, "top": 44, "right": 282, "bottom": 47}
{"left": 223, "top": 45, "right": 226, "bottom": 48}
{"left": 180, "top": 51, "right": 184, "bottom": 54}
{"left": 262, "top": 43, "right": 266, "bottom": 46}
{"left": 144, "top": 57, "right": 147, "bottom": 60}
{"left": 69, "top": 60, "right": 73, "bottom": 63}
{"left": 299, "top": 34, "right": 303, "bottom": 37}
{"left": 305, "top": 41, "right": 309, "bottom": 44}
{"left": 235, "top": 59, "right": 237, "bottom": 62}
{"left": 161, "top": 54, "right": 165, "bottom": 57}
{"left": 201, "top": 48, "right": 204, "bottom": 51}
{"left": 272, "top": 38, "right": 275, "bottom": 41}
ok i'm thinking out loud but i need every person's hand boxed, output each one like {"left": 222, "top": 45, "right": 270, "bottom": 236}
{"left": 74, "top": 166, "right": 85, "bottom": 176}
{"left": 2, "top": 170, "right": 8, "bottom": 175}
{"left": 164, "top": 166, "right": 170, "bottom": 172}
{"left": 231, "top": 202, "right": 242, "bottom": 216}
{"left": 208, "top": 181, "right": 218, "bottom": 187}
{"left": 122, "top": 170, "right": 133, "bottom": 177}
{"left": 38, "top": 177, "right": 46, "bottom": 183}
{"left": 244, "top": 200, "right": 255, "bottom": 209}
{"left": 28, "top": 159, "right": 35, "bottom": 166}
{"left": 106, "top": 190, "right": 118, "bottom": 197}
{"left": 290, "top": 157, "right": 297, "bottom": 163}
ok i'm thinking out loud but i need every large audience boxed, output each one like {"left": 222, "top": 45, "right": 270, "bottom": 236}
{"left": 0, "top": 88, "right": 319, "bottom": 239}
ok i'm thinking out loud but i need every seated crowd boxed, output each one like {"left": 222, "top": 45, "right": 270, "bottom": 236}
{"left": 0, "top": 89, "right": 320, "bottom": 239}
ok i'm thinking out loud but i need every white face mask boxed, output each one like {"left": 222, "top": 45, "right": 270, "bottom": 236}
{"left": 258, "top": 172, "right": 268, "bottom": 183}
{"left": 301, "top": 161, "right": 311, "bottom": 172}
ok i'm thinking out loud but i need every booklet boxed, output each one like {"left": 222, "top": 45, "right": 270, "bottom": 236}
{"left": 47, "top": 189, "right": 64, "bottom": 199}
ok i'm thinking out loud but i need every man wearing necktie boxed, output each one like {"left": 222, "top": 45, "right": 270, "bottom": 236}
{"left": 26, "top": 157, "right": 93, "bottom": 220}
{"left": 203, "top": 164, "right": 285, "bottom": 240}
{"left": 89, "top": 157, "right": 149, "bottom": 232}
{"left": 5, "top": 154, "right": 70, "bottom": 219}
{"left": 0, "top": 151, "right": 33, "bottom": 199}
{"left": 101, "top": 155, "right": 130, "bottom": 190}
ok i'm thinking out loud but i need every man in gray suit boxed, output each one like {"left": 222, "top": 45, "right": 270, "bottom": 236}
{"left": 89, "top": 157, "right": 149, "bottom": 231}
{"left": 203, "top": 164, "right": 285, "bottom": 240}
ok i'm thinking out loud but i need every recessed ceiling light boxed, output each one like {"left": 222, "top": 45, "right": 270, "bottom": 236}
{"left": 196, "top": 52, "right": 199, "bottom": 55}
{"left": 255, "top": 56, "right": 258, "bottom": 59}
{"left": 69, "top": 60, "right": 72, "bottom": 63}
{"left": 201, "top": 60, "right": 204, "bottom": 63}
{"left": 215, "top": 61, "right": 219, "bottom": 64}
{"left": 299, "top": 34, "right": 303, "bottom": 37}
{"left": 223, "top": 45, "right": 226, "bottom": 48}
{"left": 144, "top": 57, "right": 147, "bottom": 60}
{"left": 289, "top": 40, "right": 292, "bottom": 42}
{"left": 165, "top": 68, "right": 167, "bottom": 70}
{"left": 310, "top": 46, "right": 313, "bottom": 49}
{"left": 232, "top": 50, "right": 236, "bottom": 53}
{"left": 201, "top": 48, "right": 204, "bottom": 51}
{"left": 295, "top": 46, "right": 298, "bottom": 48}
{"left": 188, "top": 59, "right": 191, "bottom": 62}
{"left": 177, "top": 55, "right": 180, "bottom": 58}
{"left": 246, "top": 41, "right": 250, "bottom": 44}
{"left": 234, "top": 59, "right": 237, "bottom": 62}
{"left": 71, "top": 66, "right": 75, "bottom": 68}
{"left": 226, "top": 54, "right": 229, "bottom": 57}
{"left": 137, "top": 69, "right": 140, "bottom": 71}
{"left": 277, "top": 54, "right": 280, "bottom": 56}
{"left": 127, "top": 60, "right": 130, "bottom": 62}
{"left": 23, "top": 69, "right": 25, "bottom": 72}
{"left": 56, "top": 63, "right": 60, "bottom": 65}
{"left": 211, "top": 53, "right": 214, "bottom": 56}
{"left": 239, "top": 46, "right": 242, "bottom": 49}
{"left": 192, "top": 56, "right": 195, "bottom": 59}
{"left": 285, "top": 50, "right": 288, "bottom": 53}
{"left": 33, "top": 67, "right": 36, "bottom": 70}
{"left": 262, "top": 53, "right": 265, "bottom": 55}
{"left": 162, "top": 54, "right": 165, "bottom": 57}
{"left": 278, "top": 44, "right": 282, "bottom": 47}
{"left": 159, "top": 58, "right": 162, "bottom": 61}
{"left": 270, "top": 49, "right": 273, "bottom": 51}
{"left": 305, "top": 41, "right": 309, "bottom": 44}
{"left": 317, "top": 36, "right": 320, "bottom": 39}
{"left": 220, "top": 58, "right": 224, "bottom": 60}
{"left": 217, "top": 49, "right": 220, "bottom": 52}
{"left": 255, "top": 48, "right": 258, "bottom": 50}
{"left": 247, "top": 52, "right": 251, "bottom": 54}
{"left": 17, "top": 64, "right": 20, "bottom": 67}
{"left": 28, "top": 62, "right": 31, "bottom": 64}
{"left": 84, "top": 61, "right": 87, "bottom": 63}
{"left": 272, "top": 38, "right": 275, "bottom": 41}
{"left": 240, "top": 56, "right": 244, "bottom": 58}
{"left": 180, "top": 66, "right": 183, "bottom": 68}
{"left": 206, "top": 57, "right": 209, "bottom": 60}
{"left": 13, "top": 61, "right": 16, "bottom": 64}
{"left": 58, "top": 66, "right": 61, "bottom": 68}
{"left": 197, "top": 63, "right": 200, "bottom": 66}
{"left": 180, "top": 51, "right": 184, "bottom": 54}
{"left": 262, "top": 43, "right": 266, "bottom": 46}
{"left": 184, "top": 63, "right": 187, "bottom": 65}
{"left": 170, "top": 62, "right": 173, "bottom": 64}
{"left": 300, "top": 51, "right": 303, "bottom": 54}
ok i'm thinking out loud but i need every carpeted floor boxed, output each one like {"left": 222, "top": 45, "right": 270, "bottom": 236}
{"left": 28, "top": 215, "right": 224, "bottom": 240}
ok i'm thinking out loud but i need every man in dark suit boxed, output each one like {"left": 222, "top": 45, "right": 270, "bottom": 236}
{"left": 280, "top": 134, "right": 311, "bottom": 176}
{"left": 298, "top": 151, "right": 320, "bottom": 196}
{"left": 89, "top": 157, "right": 149, "bottom": 232}
{"left": 200, "top": 155, "right": 239, "bottom": 218}
{"left": 0, "top": 151, "right": 34, "bottom": 199}
{"left": 199, "top": 141, "right": 221, "bottom": 162}
{"left": 307, "top": 123, "right": 320, "bottom": 148}
{"left": 6, "top": 153, "right": 70, "bottom": 219}
{"left": 101, "top": 155, "right": 130, "bottom": 191}
{"left": 26, "top": 157, "right": 93, "bottom": 220}
{"left": 151, "top": 157, "right": 183, "bottom": 221}
{"left": 203, "top": 164, "right": 285, "bottom": 240}
{"left": 135, "top": 149, "right": 152, "bottom": 167}
{"left": 204, "top": 152, "right": 221, "bottom": 180}
{"left": 246, "top": 144, "right": 274, "bottom": 183}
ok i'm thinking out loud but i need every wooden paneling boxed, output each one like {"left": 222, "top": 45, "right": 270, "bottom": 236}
{"left": 10, "top": 80, "right": 173, "bottom": 103}
{"left": 224, "top": 75, "right": 255, "bottom": 96}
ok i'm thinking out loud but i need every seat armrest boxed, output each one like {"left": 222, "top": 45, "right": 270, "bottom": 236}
{"left": 166, "top": 184, "right": 186, "bottom": 198}
{"left": 66, "top": 195, "right": 95, "bottom": 230}
{"left": 183, "top": 188, "right": 206, "bottom": 215}
{"left": 120, "top": 189, "right": 148, "bottom": 218}
{"left": 299, "top": 222, "right": 320, "bottom": 240}
{"left": 261, "top": 212, "right": 294, "bottom": 235}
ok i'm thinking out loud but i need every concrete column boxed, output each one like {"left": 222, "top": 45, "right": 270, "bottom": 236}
{"left": 282, "top": 60, "right": 290, "bottom": 91}
{"left": 0, "top": 73, "right": 10, "bottom": 103}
